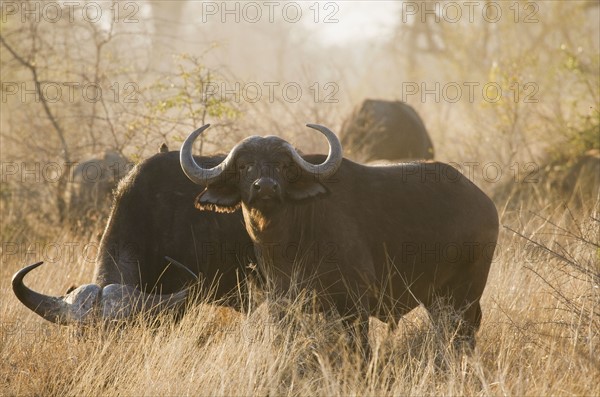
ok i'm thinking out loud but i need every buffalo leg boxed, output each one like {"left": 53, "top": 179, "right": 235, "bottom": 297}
{"left": 338, "top": 293, "right": 371, "bottom": 363}
{"left": 426, "top": 297, "right": 482, "bottom": 350}
{"left": 456, "top": 300, "right": 482, "bottom": 349}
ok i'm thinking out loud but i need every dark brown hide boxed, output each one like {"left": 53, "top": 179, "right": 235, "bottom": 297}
{"left": 94, "top": 151, "right": 254, "bottom": 295}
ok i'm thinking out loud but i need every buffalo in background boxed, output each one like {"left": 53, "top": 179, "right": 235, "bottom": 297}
{"left": 340, "top": 99, "right": 434, "bottom": 163}
{"left": 13, "top": 148, "right": 255, "bottom": 325}
{"left": 61, "top": 150, "right": 131, "bottom": 224}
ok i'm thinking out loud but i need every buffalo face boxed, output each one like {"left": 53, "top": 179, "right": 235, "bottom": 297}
{"left": 181, "top": 124, "right": 342, "bottom": 216}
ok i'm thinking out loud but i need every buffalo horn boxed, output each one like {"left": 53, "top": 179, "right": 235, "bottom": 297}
{"left": 12, "top": 262, "right": 188, "bottom": 324}
{"left": 180, "top": 123, "right": 343, "bottom": 185}
{"left": 283, "top": 124, "right": 343, "bottom": 180}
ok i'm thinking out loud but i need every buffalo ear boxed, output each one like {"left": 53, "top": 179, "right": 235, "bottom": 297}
{"left": 195, "top": 184, "right": 241, "bottom": 213}
{"left": 286, "top": 179, "right": 328, "bottom": 201}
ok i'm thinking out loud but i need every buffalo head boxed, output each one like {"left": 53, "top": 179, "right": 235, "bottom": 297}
{"left": 180, "top": 124, "right": 343, "bottom": 216}
{"left": 13, "top": 261, "right": 188, "bottom": 324}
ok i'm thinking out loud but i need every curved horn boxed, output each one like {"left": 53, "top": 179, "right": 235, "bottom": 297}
{"left": 180, "top": 124, "right": 248, "bottom": 186}
{"left": 12, "top": 262, "right": 189, "bottom": 324}
{"left": 181, "top": 123, "right": 342, "bottom": 184}
{"left": 284, "top": 124, "right": 343, "bottom": 180}
{"left": 12, "top": 262, "right": 78, "bottom": 325}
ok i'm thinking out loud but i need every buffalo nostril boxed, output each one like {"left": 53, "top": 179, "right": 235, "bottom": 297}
{"left": 253, "top": 183, "right": 261, "bottom": 191}
{"left": 272, "top": 184, "right": 279, "bottom": 191}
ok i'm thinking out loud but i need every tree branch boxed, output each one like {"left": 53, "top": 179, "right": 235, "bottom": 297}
{"left": 0, "top": 33, "right": 71, "bottom": 163}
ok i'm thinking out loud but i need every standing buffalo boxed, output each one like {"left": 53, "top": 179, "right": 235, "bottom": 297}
{"left": 13, "top": 149, "right": 254, "bottom": 324}
{"left": 340, "top": 99, "right": 434, "bottom": 162}
{"left": 181, "top": 124, "right": 498, "bottom": 358}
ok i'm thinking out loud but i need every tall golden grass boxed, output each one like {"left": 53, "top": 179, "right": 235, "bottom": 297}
{"left": 1, "top": 198, "right": 598, "bottom": 396}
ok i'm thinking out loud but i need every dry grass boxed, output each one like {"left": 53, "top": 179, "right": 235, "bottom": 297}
{"left": 1, "top": 200, "right": 598, "bottom": 396}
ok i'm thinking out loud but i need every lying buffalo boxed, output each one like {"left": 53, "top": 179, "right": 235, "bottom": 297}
{"left": 181, "top": 124, "right": 499, "bottom": 358}
{"left": 13, "top": 148, "right": 255, "bottom": 324}
{"left": 340, "top": 99, "right": 434, "bottom": 162}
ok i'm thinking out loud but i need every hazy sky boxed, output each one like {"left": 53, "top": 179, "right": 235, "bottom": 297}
{"left": 301, "top": 1, "right": 401, "bottom": 46}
